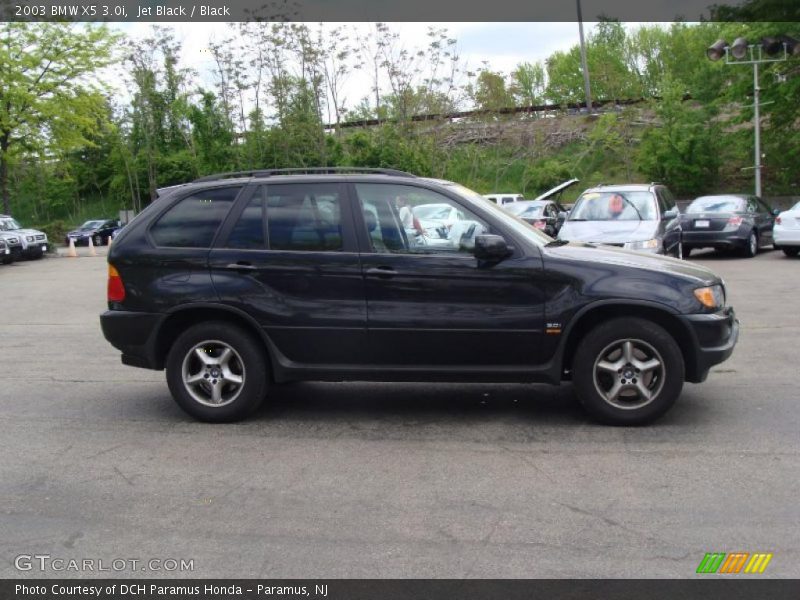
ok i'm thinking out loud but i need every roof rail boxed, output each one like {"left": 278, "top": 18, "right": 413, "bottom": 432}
{"left": 193, "top": 167, "right": 416, "bottom": 182}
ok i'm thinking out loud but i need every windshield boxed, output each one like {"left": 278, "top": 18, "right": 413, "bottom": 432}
{"left": 414, "top": 205, "right": 452, "bottom": 220}
{"left": 505, "top": 203, "right": 543, "bottom": 218}
{"left": 569, "top": 191, "right": 656, "bottom": 221}
{"left": 0, "top": 218, "right": 22, "bottom": 231}
{"left": 80, "top": 220, "right": 105, "bottom": 230}
{"left": 687, "top": 196, "right": 746, "bottom": 213}
{"left": 444, "top": 182, "right": 553, "bottom": 245}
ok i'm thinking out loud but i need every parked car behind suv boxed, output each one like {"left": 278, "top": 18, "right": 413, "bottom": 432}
{"left": 101, "top": 168, "right": 738, "bottom": 425}
{"left": 65, "top": 219, "right": 120, "bottom": 247}
{"left": 557, "top": 184, "right": 682, "bottom": 256}
{"left": 679, "top": 194, "right": 776, "bottom": 258}
{"left": 0, "top": 215, "right": 48, "bottom": 259}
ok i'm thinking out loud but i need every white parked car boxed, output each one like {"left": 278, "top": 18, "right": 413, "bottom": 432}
{"left": 0, "top": 214, "right": 48, "bottom": 259}
{"left": 483, "top": 193, "right": 524, "bottom": 205}
{"left": 773, "top": 200, "right": 800, "bottom": 257}
{"left": 413, "top": 203, "right": 463, "bottom": 239}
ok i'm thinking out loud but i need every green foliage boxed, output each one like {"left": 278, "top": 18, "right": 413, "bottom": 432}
{"left": 635, "top": 78, "right": 722, "bottom": 196}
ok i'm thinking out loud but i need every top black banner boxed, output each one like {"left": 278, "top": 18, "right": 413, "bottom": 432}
{"left": 2, "top": 0, "right": 800, "bottom": 22}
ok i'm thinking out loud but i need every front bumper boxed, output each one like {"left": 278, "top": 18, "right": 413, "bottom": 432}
{"left": 100, "top": 310, "right": 165, "bottom": 370}
{"left": 678, "top": 306, "right": 739, "bottom": 383}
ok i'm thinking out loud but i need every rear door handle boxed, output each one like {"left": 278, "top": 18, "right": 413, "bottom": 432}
{"left": 225, "top": 262, "right": 257, "bottom": 271}
{"left": 365, "top": 267, "right": 398, "bottom": 278}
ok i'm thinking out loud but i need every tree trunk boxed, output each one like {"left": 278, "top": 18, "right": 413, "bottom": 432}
{"left": 0, "top": 131, "right": 10, "bottom": 215}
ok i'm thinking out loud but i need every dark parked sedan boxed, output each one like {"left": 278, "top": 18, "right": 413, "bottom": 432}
{"left": 65, "top": 219, "right": 120, "bottom": 247}
{"left": 680, "top": 195, "right": 777, "bottom": 258}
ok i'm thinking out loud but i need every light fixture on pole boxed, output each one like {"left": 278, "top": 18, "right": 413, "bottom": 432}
{"left": 707, "top": 36, "right": 795, "bottom": 197}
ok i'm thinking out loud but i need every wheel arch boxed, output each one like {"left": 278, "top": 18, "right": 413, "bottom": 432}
{"left": 559, "top": 301, "right": 699, "bottom": 382}
{"left": 154, "top": 304, "right": 277, "bottom": 378}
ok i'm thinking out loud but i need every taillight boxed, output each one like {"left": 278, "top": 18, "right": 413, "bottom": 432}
{"left": 776, "top": 216, "right": 782, "bottom": 225}
{"left": 727, "top": 216, "right": 743, "bottom": 227}
{"left": 533, "top": 220, "right": 546, "bottom": 230}
{"left": 107, "top": 264, "right": 126, "bottom": 303}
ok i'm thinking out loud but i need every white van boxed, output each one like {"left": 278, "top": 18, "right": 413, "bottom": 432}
{"left": 483, "top": 193, "right": 524, "bottom": 205}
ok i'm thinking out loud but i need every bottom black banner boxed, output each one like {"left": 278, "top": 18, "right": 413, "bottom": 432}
{"left": 3, "top": 579, "right": 799, "bottom": 600}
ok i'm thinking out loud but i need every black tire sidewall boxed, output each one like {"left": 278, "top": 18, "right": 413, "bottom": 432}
{"left": 573, "top": 318, "right": 685, "bottom": 425}
{"left": 166, "top": 321, "right": 267, "bottom": 422}
{"left": 743, "top": 231, "right": 757, "bottom": 257}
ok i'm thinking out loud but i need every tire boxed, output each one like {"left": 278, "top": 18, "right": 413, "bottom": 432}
{"left": 1, "top": 253, "right": 12, "bottom": 265}
{"left": 166, "top": 321, "right": 268, "bottom": 422}
{"left": 783, "top": 247, "right": 800, "bottom": 257}
{"left": 572, "top": 317, "right": 685, "bottom": 425}
{"left": 682, "top": 246, "right": 692, "bottom": 258}
{"left": 742, "top": 230, "right": 758, "bottom": 258}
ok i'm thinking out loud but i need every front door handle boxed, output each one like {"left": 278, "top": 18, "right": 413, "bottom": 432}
{"left": 365, "top": 267, "right": 398, "bottom": 278}
{"left": 226, "top": 262, "right": 257, "bottom": 271}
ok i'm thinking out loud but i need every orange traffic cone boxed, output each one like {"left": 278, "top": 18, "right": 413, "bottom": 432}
{"left": 107, "top": 235, "right": 113, "bottom": 247}
{"left": 88, "top": 235, "right": 97, "bottom": 257}
{"left": 66, "top": 237, "right": 77, "bottom": 258}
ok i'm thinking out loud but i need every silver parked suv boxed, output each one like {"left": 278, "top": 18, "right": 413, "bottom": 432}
{"left": 0, "top": 215, "right": 49, "bottom": 260}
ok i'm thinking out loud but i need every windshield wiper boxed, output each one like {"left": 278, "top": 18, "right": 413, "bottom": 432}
{"left": 545, "top": 239, "right": 570, "bottom": 247}
{"left": 621, "top": 195, "right": 644, "bottom": 221}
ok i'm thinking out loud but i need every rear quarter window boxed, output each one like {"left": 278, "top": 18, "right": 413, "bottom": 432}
{"left": 150, "top": 187, "right": 241, "bottom": 248}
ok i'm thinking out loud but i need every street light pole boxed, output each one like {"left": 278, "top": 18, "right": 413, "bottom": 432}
{"left": 752, "top": 61, "right": 761, "bottom": 196}
{"left": 576, "top": 0, "right": 593, "bottom": 113}
{"left": 719, "top": 43, "right": 787, "bottom": 197}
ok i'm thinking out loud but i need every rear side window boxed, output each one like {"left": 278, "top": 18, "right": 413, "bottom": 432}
{"left": 263, "top": 183, "right": 343, "bottom": 252}
{"left": 151, "top": 187, "right": 241, "bottom": 248}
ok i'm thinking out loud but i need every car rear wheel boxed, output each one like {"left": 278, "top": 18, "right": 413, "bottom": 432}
{"left": 742, "top": 230, "right": 758, "bottom": 258}
{"left": 166, "top": 321, "right": 267, "bottom": 422}
{"left": 573, "top": 317, "right": 684, "bottom": 425}
{"left": 783, "top": 247, "right": 800, "bottom": 257}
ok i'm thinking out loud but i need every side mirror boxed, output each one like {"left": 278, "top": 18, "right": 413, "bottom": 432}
{"left": 664, "top": 207, "right": 679, "bottom": 219}
{"left": 772, "top": 208, "right": 780, "bottom": 216}
{"left": 557, "top": 211, "right": 568, "bottom": 221}
{"left": 474, "top": 234, "right": 512, "bottom": 261}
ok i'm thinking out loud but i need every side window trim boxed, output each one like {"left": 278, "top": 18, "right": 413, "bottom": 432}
{"left": 214, "top": 183, "right": 267, "bottom": 250}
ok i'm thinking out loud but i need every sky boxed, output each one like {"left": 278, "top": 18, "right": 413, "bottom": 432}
{"left": 108, "top": 21, "right": 637, "bottom": 116}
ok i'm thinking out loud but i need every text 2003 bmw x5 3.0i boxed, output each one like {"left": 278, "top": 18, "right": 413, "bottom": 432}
{"left": 100, "top": 168, "right": 739, "bottom": 425}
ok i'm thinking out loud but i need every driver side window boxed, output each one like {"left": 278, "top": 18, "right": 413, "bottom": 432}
{"left": 354, "top": 183, "right": 491, "bottom": 255}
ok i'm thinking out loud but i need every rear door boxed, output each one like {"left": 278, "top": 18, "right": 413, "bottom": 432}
{"left": 208, "top": 181, "right": 368, "bottom": 366}
{"left": 352, "top": 182, "right": 546, "bottom": 368}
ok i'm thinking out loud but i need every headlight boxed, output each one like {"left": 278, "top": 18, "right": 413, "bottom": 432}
{"left": 624, "top": 238, "right": 659, "bottom": 250}
{"left": 26, "top": 235, "right": 34, "bottom": 242}
{"left": 694, "top": 284, "right": 725, "bottom": 309}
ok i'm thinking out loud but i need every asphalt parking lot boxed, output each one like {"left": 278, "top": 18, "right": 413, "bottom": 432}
{"left": 1, "top": 247, "right": 798, "bottom": 579}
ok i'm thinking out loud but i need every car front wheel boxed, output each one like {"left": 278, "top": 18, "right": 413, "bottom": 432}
{"left": 166, "top": 321, "right": 268, "bottom": 422}
{"left": 573, "top": 317, "right": 684, "bottom": 425}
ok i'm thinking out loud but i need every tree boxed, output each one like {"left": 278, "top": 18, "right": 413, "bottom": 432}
{"left": 635, "top": 77, "right": 722, "bottom": 196}
{"left": 0, "top": 23, "right": 119, "bottom": 215}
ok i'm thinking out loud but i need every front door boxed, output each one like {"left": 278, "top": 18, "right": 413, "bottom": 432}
{"left": 352, "top": 182, "right": 545, "bottom": 368}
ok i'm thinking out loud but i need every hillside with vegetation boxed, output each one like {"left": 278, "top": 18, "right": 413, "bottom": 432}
{"left": 1, "top": 15, "right": 799, "bottom": 240}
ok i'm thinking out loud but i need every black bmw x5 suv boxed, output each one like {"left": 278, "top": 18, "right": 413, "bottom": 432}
{"left": 101, "top": 168, "right": 738, "bottom": 425}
